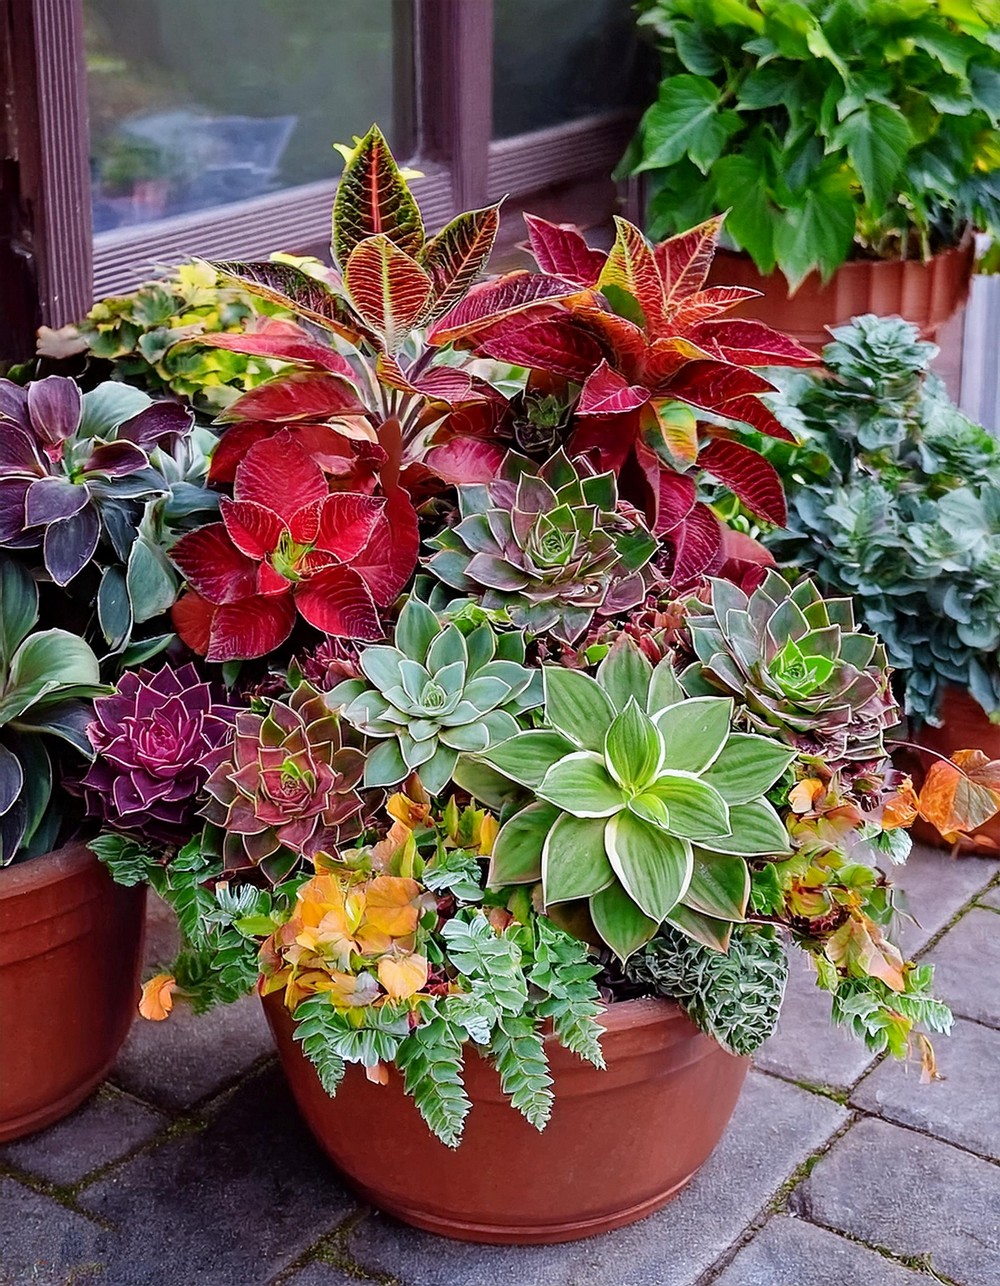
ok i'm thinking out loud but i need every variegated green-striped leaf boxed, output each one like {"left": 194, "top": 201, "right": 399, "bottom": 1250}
{"left": 645, "top": 772, "right": 730, "bottom": 840}
{"left": 537, "top": 752, "right": 625, "bottom": 818}
{"left": 542, "top": 666, "right": 617, "bottom": 752}
{"left": 542, "top": 813, "right": 614, "bottom": 903}
{"left": 489, "top": 801, "right": 560, "bottom": 886}
{"left": 604, "top": 698, "right": 664, "bottom": 791}
{"left": 701, "top": 734, "right": 797, "bottom": 805}
{"left": 666, "top": 902, "right": 733, "bottom": 952}
{"left": 654, "top": 697, "right": 733, "bottom": 773}
{"left": 697, "top": 800, "right": 790, "bottom": 856}
{"left": 684, "top": 847, "right": 749, "bottom": 922}
{"left": 590, "top": 878, "right": 659, "bottom": 962}
{"left": 596, "top": 636, "right": 652, "bottom": 711}
{"left": 482, "top": 729, "right": 577, "bottom": 788}
{"left": 605, "top": 810, "right": 692, "bottom": 922}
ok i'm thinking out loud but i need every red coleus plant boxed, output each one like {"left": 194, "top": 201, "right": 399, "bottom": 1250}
{"left": 430, "top": 213, "right": 818, "bottom": 583}
{"left": 170, "top": 433, "right": 405, "bottom": 661}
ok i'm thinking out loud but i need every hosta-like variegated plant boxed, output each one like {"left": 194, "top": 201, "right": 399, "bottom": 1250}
{"left": 481, "top": 638, "right": 795, "bottom": 959}
{"left": 328, "top": 598, "right": 541, "bottom": 796}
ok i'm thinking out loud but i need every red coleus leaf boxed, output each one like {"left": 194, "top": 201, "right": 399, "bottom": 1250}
{"left": 665, "top": 286, "right": 763, "bottom": 330}
{"left": 654, "top": 469, "right": 698, "bottom": 536}
{"left": 344, "top": 234, "right": 434, "bottom": 354}
{"left": 476, "top": 317, "right": 604, "bottom": 382}
{"left": 313, "top": 492, "right": 385, "bottom": 562}
{"left": 171, "top": 590, "right": 215, "bottom": 656}
{"left": 170, "top": 523, "right": 259, "bottom": 604}
{"left": 522, "top": 213, "right": 607, "bottom": 287}
{"left": 598, "top": 216, "right": 667, "bottom": 336}
{"left": 428, "top": 270, "right": 579, "bottom": 346}
{"left": 424, "top": 436, "right": 506, "bottom": 485}
{"left": 643, "top": 337, "right": 712, "bottom": 390}
{"left": 691, "top": 320, "right": 818, "bottom": 368}
{"left": 294, "top": 565, "right": 383, "bottom": 639}
{"left": 374, "top": 355, "right": 499, "bottom": 406}
{"left": 723, "top": 395, "right": 797, "bottom": 443}
{"left": 577, "top": 360, "right": 651, "bottom": 416}
{"left": 220, "top": 498, "right": 286, "bottom": 560}
{"left": 665, "top": 502, "right": 723, "bottom": 587}
{"left": 654, "top": 216, "right": 724, "bottom": 306}
{"left": 196, "top": 318, "right": 359, "bottom": 379}
{"left": 206, "top": 594, "right": 299, "bottom": 663}
{"left": 332, "top": 124, "right": 425, "bottom": 268}
{"left": 218, "top": 370, "right": 370, "bottom": 427}
{"left": 210, "top": 260, "right": 363, "bottom": 344}
{"left": 699, "top": 438, "right": 787, "bottom": 525}
{"left": 234, "top": 434, "right": 329, "bottom": 523}
{"left": 571, "top": 307, "right": 649, "bottom": 376}
{"left": 208, "top": 423, "right": 274, "bottom": 484}
{"left": 421, "top": 202, "right": 503, "bottom": 320}
{"left": 665, "top": 360, "right": 775, "bottom": 413}
{"left": 348, "top": 484, "right": 420, "bottom": 607}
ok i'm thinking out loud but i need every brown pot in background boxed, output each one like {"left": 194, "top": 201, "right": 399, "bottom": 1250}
{"left": 708, "top": 234, "right": 975, "bottom": 399}
{"left": 0, "top": 842, "right": 146, "bottom": 1142}
{"left": 265, "top": 992, "right": 749, "bottom": 1244}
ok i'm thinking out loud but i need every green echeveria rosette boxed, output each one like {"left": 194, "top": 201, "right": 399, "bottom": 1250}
{"left": 328, "top": 597, "right": 542, "bottom": 796}
{"left": 424, "top": 449, "right": 658, "bottom": 645}
{"left": 478, "top": 636, "right": 795, "bottom": 961}
{"left": 683, "top": 572, "right": 900, "bottom": 766}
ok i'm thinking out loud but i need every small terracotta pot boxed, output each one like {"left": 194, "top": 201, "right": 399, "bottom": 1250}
{"left": 265, "top": 991, "right": 748, "bottom": 1244}
{"left": 708, "top": 236, "right": 974, "bottom": 394}
{"left": 0, "top": 842, "right": 146, "bottom": 1142}
{"left": 906, "top": 685, "right": 1000, "bottom": 852}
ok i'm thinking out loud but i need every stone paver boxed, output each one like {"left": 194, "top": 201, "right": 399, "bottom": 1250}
{"left": 882, "top": 845, "right": 999, "bottom": 955}
{"left": 712, "top": 1215, "right": 941, "bottom": 1285}
{"left": 346, "top": 1071, "right": 847, "bottom": 1286}
{"left": 80, "top": 1066, "right": 357, "bottom": 1286}
{"left": 922, "top": 909, "right": 1000, "bottom": 1028}
{"left": 0, "top": 1084, "right": 166, "bottom": 1185}
{"left": 793, "top": 1117, "right": 1000, "bottom": 1286}
{"left": 112, "top": 992, "right": 273, "bottom": 1110}
{"left": 755, "top": 952, "right": 876, "bottom": 1088}
{"left": 286, "top": 1266, "right": 376, "bottom": 1286}
{"left": 0, "top": 1178, "right": 105, "bottom": 1286}
{"left": 852, "top": 1015, "right": 1000, "bottom": 1161}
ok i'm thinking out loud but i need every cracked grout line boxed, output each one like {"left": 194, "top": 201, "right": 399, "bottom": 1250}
{"left": 267, "top": 1208, "right": 403, "bottom": 1286}
{"left": 789, "top": 1212, "right": 961, "bottom": 1286}
{"left": 0, "top": 1163, "right": 116, "bottom": 1231}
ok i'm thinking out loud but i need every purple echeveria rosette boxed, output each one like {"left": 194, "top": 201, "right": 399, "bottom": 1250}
{"left": 82, "top": 661, "right": 235, "bottom": 845}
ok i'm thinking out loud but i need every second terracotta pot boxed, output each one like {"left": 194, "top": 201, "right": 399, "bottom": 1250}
{"left": 0, "top": 842, "right": 146, "bottom": 1142}
{"left": 265, "top": 992, "right": 748, "bottom": 1244}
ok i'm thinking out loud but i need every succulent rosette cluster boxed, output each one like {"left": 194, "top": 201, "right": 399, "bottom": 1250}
{"left": 0, "top": 375, "right": 193, "bottom": 585}
{"left": 201, "top": 682, "right": 366, "bottom": 875}
{"left": 81, "top": 663, "right": 234, "bottom": 845}
{"left": 426, "top": 450, "right": 659, "bottom": 644}
{"left": 684, "top": 573, "right": 900, "bottom": 765}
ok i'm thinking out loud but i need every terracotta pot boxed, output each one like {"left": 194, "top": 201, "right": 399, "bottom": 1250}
{"left": 265, "top": 991, "right": 748, "bottom": 1244}
{"left": 707, "top": 235, "right": 975, "bottom": 396}
{"left": 906, "top": 685, "right": 1000, "bottom": 852}
{"left": 0, "top": 842, "right": 146, "bottom": 1142}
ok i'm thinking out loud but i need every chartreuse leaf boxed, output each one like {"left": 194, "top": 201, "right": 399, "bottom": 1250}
{"left": 542, "top": 666, "right": 617, "bottom": 752}
{"left": 683, "top": 848, "right": 750, "bottom": 922}
{"left": 332, "top": 123, "right": 425, "bottom": 268}
{"left": 645, "top": 773, "right": 731, "bottom": 840}
{"left": 537, "top": 752, "right": 625, "bottom": 817}
{"left": 702, "top": 734, "right": 796, "bottom": 805}
{"left": 590, "top": 878, "right": 659, "bottom": 962}
{"left": 489, "top": 801, "right": 560, "bottom": 885}
{"left": 605, "top": 810, "right": 693, "bottom": 922}
{"left": 698, "top": 800, "right": 790, "bottom": 856}
{"left": 482, "top": 729, "right": 576, "bottom": 788}
{"left": 654, "top": 697, "right": 733, "bottom": 773}
{"left": 542, "top": 813, "right": 614, "bottom": 903}
{"left": 597, "top": 638, "right": 653, "bottom": 711}
{"left": 604, "top": 698, "right": 664, "bottom": 791}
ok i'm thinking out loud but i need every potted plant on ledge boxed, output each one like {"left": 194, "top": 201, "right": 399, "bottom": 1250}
{"left": 620, "top": 0, "right": 1000, "bottom": 383}
{"left": 77, "top": 127, "right": 999, "bottom": 1244}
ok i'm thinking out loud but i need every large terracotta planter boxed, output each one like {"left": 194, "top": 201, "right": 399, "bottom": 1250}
{"left": 265, "top": 991, "right": 748, "bottom": 1244}
{"left": 0, "top": 842, "right": 146, "bottom": 1142}
{"left": 908, "top": 685, "right": 1000, "bottom": 852}
{"left": 708, "top": 236, "right": 975, "bottom": 395}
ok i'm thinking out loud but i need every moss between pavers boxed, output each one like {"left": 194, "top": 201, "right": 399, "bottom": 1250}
{"left": 270, "top": 1209, "right": 401, "bottom": 1286}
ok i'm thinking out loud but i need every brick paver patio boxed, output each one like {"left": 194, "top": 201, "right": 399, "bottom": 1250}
{"left": 3, "top": 842, "right": 998, "bottom": 1286}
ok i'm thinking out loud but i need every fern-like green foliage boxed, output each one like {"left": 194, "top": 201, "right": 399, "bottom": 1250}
{"left": 441, "top": 914, "right": 528, "bottom": 1012}
{"left": 395, "top": 1015, "right": 471, "bottom": 1149}
{"left": 291, "top": 996, "right": 348, "bottom": 1095}
{"left": 488, "top": 1015, "right": 553, "bottom": 1132}
{"left": 830, "top": 964, "right": 952, "bottom": 1059}
{"left": 628, "top": 924, "right": 788, "bottom": 1056}
{"left": 529, "top": 918, "right": 605, "bottom": 1069}
{"left": 89, "top": 834, "right": 160, "bottom": 887}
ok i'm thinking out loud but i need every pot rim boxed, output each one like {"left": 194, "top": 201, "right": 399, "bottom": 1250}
{"left": 0, "top": 840, "right": 99, "bottom": 903}
{"left": 714, "top": 226, "right": 975, "bottom": 274}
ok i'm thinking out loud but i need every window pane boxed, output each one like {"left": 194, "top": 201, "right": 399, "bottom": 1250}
{"left": 85, "top": 0, "right": 399, "bottom": 232}
{"left": 492, "top": 0, "right": 646, "bottom": 139}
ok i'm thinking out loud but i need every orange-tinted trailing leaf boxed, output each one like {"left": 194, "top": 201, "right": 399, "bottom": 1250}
{"left": 194, "top": 318, "right": 359, "bottom": 379}
{"left": 882, "top": 776, "right": 919, "bottom": 830}
{"left": 826, "top": 917, "right": 907, "bottom": 993}
{"left": 344, "top": 234, "right": 433, "bottom": 353}
{"left": 651, "top": 399, "right": 699, "bottom": 464}
{"left": 477, "top": 317, "right": 604, "bottom": 382}
{"left": 918, "top": 750, "right": 1000, "bottom": 837}
{"left": 597, "top": 216, "right": 667, "bottom": 336}
{"left": 210, "top": 260, "right": 363, "bottom": 344}
{"left": 691, "top": 319, "right": 817, "bottom": 367}
{"left": 653, "top": 216, "right": 724, "bottom": 305}
{"left": 139, "top": 973, "right": 177, "bottom": 1021}
{"left": 699, "top": 438, "right": 787, "bottom": 525}
{"left": 666, "top": 286, "right": 762, "bottom": 329}
{"left": 523, "top": 213, "right": 607, "bottom": 286}
{"left": 577, "top": 359, "right": 651, "bottom": 415}
{"left": 364, "top": 875, "right": 423, "bottom": 937}
{"left": 365, "top": 1061, "right": 390, "bottom": 1085}
{"left": 789, "top": 778, "right": 825, "bottom": 814}
{"left": 421, "top": 202, "right": 502, "bottom": 319}
{"left": 428, "top": 270, "right": 580, "bottom": 346}
{"left": 378, "top": 950, "right": 429, "bottom": 1000}
{"left": 217, "top": 370, "right": 370, "bottom": 427}
{"left": 332, "top": 124, "right": 425, "bottom": 268}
